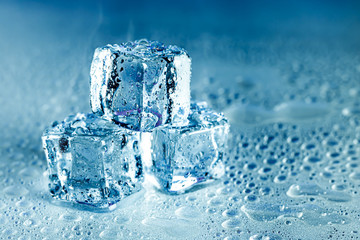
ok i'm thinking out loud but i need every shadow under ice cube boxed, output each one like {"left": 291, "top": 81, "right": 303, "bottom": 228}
{"left": 90, "top": 39, "right": 191, "bottom": 131}
{"left": 42, "top": 113, "right": 143, "bottom": 209}
{"left": 145, "top": 102, "right": 229, "bottom": 194}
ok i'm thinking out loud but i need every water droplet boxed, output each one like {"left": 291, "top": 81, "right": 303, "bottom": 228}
{"left": 221, "top": 219, "right": 242, "bottom": 229}
{"left": 114, "top": 215, "right": 130, "bottom": 224}
{"left": 175, "top": 206, "right": 200, "bottom": 219}
{"left": 4, "top": 185, "right": 29, "bottom": 197}
{"left": 222, "top": 209, "right": 239, "bottom": 217}
{"left": 59, "top": 213, "right": 82, "bottom": 222}
{"left": 99, "top": 229, "right": 122, "bottom": 239}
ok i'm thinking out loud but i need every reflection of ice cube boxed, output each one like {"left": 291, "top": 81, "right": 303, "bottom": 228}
{"left": 145, "top": 102, "right": 229, "bottom": 194}
{"left": 42, "top": 113, "right": 143, "bottom": 209}
{"left": 90, "top": 39, "right": 191, "bottom": 131}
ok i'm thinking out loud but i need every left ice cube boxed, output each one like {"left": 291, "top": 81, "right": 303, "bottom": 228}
{"left": 42, "top": 113, "right": 143, "bottom": 209}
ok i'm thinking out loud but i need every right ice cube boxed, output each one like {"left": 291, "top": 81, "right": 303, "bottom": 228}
{"left": 145, "top": 102, "right": 229, "bottom": 194}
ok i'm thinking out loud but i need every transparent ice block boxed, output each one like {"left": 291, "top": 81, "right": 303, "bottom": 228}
{"left": 90, "top": 39, "right": 191, "bottom": 131}
{"left": 42, "top": 113, "right": 143, "bottom": 209}
{"left": 144, "top": 102, "right": 229, "bottom": 194}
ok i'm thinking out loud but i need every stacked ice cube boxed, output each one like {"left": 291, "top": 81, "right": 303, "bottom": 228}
{"left": 42, "top": 39, "right": 229, "bottom": 209}
{"left": 42, "top": 113, "right": 143, "bottom": 209}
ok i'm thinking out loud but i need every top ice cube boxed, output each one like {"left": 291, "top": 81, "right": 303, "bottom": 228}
{"left": 90, "top": 39, "right": 191, "bottom": 131}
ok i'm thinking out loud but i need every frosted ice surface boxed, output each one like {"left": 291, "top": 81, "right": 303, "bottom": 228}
{"left": 42, "top": 113, "right": 143, "bottom": 209}
{"left": 90, "top": 39, "right": 191, "bottom": 131}
{"left": 145, "top": 102, "right": 229, "bottom": 193}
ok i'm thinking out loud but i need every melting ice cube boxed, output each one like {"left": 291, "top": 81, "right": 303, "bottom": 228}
{"left": 90, "top": 39, "right": 191, "bottom": 131}
{"left": 42, "top": 113, "right": 143, "bottom": 209}
{"left": 144, "top": 102, "right": 229, "bottom": 194}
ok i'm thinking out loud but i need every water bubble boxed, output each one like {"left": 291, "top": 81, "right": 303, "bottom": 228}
{"left": 221, "top": 219, "right": 242, "bottom": 229}
{"left": 331, "top": 184, "right": 347, "bottom": 191}
{"left": 222, "top": 209, "right": 239, "bottom": 217}
{"left": 274, "top": 175, "right": 287, "bottom": 183}
{"left": 175, "top": 206, "right": 200, "bottom": 219}
{"left": 208, "top": 197, "right": 223, "bottom": 206}
{"left": 244, "top": 163, "right": 258, "bottom": 171}
{"left": 4, "top": 185, "right": 29, "bottom": 197}
{"left": 59, "top": 213, "right": 82, "bottom": 222}
{"left": 259, "top": 187, "right": 271, "bottom": 196}
{"left": 350, "top": 172, "right": 360, "bottom": 180}
{"left": 186, "top": 195, "right": 197, "bottom": 201}
{"left": 114, "top": 215, "right": 130, "bottom": 224}
{"left": 249, "top": 234, "right": 282, "bottom": 240}
{"left": 19, "top": 211, "right": 34, "bottom": 218}
{"left": 264, "top": 158, "right": 277, "bottom": 165}
{"left": 224, "top": 236, "right": 241, "bottom": 240}
{"left": 16, "top": 199, "right": 33, "bottom": 208}
{"left": 320, "top": 171, "right": 332, "bottom": 178}
{"left": 23, "top": 218, "right": 39, "bottom": 227}
{"left": 41, "top": 226, "right": 59, "bottom": 234}
{"left": 99, "top": 229, "right": 123, "bottom": 239}
{"left": 245, "top": 195, "right": 257, "bottom": 202}
{"left": 206, "top": 208, "right": 217, "bottom": 214}
{"left": 304, "top": 156, "right": 321, "bottom": 164}
{"left": 287, "top": 184, "right": 352, "bottom": 202}
{"left": 217, "top": 187, "right": 235, "bottom": 195}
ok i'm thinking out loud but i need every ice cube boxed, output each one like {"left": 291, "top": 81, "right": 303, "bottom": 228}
{"left": 143, "top": 102, "right": 229, "bottom": 194}
{"left": 42, "top": 113, "right": 143, "bottom": 209}
{"left": 90, "top": 39, "right": 191, "bottom": 131}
